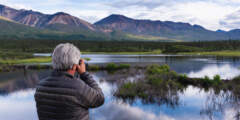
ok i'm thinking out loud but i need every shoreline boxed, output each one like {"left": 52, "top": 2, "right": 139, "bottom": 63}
{"left": 1, "top": 51, "right": 240, "bottom": 65}
{"left": 178, "top": 51, "right": 240, "bottom": 57}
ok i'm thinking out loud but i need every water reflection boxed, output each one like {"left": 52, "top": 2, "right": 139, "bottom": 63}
{"left": 0, "top": 70, "right": 49, "bottom": 95}
{"left": 187, "top": 64, "right": 240, "bottom": 79}
{"left": 35, "top": 54, "right": 240, "bottom": 79}
{"left": 91, "top": 102, "right": 174, "bottom": 120}
{"left": 0, "top": 89, "right": 37, "bottom": 120}
{"left": 0, "top": 56, "right": 240, "bottom": 119}
{"left": 201, "top": 90, "right": 240, "bottom": 120}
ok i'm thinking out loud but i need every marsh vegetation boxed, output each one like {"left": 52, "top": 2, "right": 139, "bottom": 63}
{"left": 115, "top": 64, "right": 240, "bottom": 105}
{"left": 0, "top": 55, "right": 240, "bottom": 120}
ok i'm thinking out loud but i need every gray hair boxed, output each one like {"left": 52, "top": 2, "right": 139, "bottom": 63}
{"left": 52, "top": 43, "right": 81, "bottom": 70}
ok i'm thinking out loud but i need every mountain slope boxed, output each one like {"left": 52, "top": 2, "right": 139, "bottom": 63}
{"left": 0, "top": 16, "right": 50, "bottom": 39}
{"left": 0, "top": 16, "right": 75, "bottom": 40}
{"left": 0, "top": 16, "right": 108, "bottom": 40}
{"left": 95, "top": 14, "right": 234, "bottom": 41}
{"left": 45, "top": 12, "right": 96, "bottom": 31}
{"left": 1, "top": 4, "right": 240, "bottom": 41}
{"left": 0, "top": 4, "right": 96, "bottom": 32}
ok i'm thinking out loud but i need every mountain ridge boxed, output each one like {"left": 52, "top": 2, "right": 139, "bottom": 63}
{"left": 95, "top": 14, "right": 240, "bottom": 41}
{"left": 0, "top": 4, "right": 240, "bottom": 41}
{"left": 0, "top": 4, "right": 96, "bottom": 32}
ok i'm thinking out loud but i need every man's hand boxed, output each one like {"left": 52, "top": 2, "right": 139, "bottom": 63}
{"left": 77, "top": 59, "right": 86, "bottom": 74}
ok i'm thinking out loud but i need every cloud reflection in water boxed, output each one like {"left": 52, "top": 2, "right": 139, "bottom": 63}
{"left": 187, "top": 64, "right": 240, "bottom": 79}
{"left": 0, "top": 89, "right": 37, "bottom": 120}
{"left": 91, "top": 102, "right": 174, "bottom": 120}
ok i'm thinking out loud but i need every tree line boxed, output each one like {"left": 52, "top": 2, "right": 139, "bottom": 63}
{"left": 0, "top": 39, "right": 240, "bottom": 53}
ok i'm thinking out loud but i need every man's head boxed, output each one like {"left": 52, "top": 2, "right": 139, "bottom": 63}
{"left": 52, "top": 43, "right": 81, "bottom": 70}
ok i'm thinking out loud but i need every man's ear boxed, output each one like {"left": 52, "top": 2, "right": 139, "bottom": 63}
{"left": 67, "top": 64, "right": 77, "bottom": 76}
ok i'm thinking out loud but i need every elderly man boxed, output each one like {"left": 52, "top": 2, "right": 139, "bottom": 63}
{"left": 34, "top": 43, "right": 104, "bottom": 120}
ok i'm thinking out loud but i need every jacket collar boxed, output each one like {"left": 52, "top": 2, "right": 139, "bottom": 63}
{"left": 51, "top": 70, "right": 74, "bottom": 78}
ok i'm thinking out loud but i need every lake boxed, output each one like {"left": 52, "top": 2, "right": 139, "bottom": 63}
{"left": 1, "top": 54, "right": 240, "bottom": 120}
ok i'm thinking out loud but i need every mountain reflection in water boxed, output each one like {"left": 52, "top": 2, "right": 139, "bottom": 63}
{"left": 0, "top": 58, "right": 240, "bottom": 119}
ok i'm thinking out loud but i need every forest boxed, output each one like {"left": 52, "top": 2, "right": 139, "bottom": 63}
{"left": 1, "top": 39, "right": 240, "bottom": 53}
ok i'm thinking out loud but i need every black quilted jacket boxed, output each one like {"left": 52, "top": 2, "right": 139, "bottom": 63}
{"left": 34, "top": 71, "right": 105, "bottom": 120}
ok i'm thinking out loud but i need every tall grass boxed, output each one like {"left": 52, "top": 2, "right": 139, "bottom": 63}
{"left": 0, "top": 57, "right": 52, "bottom": 64}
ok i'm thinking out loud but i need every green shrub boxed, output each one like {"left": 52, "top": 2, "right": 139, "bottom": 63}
{"left": 178, "top": 74, "right": 192, "bottom": 85}
{"left": 122, "top": 82, "right": 137, "bottom": 89}
{"left": 232, "top": 76, "right": 240, "bottom": 84}
{"left": 106, "top": 63, "right": 118, "bottom": 70}
{"left": 118, "top": 64, "right": 130, "bottom": 69}
{"left": 84, "top": 57, "right": 91, "bottom": 61}
{"left": 118, "top": 82, "right": 138, "bottom": 98}
{"left": 213, "top": 75, "right": 222, "bottom": 85}
{"left": 146, "top": 64, "right": 170, "bottom": 75}
{"left": 180, "top": 74, "right": 188, "bottom": 79}
{"left": 204, "top": 76, "right": 210, "bottom": 81}
{"left": 106, "top": 63, "right": 130, "bottom": 71}
{"left": 88, "top": 65, "right": 100, "bottom": 71}
{"left": 213, "top": 75, "right": 221, "bottom": 81}
{"left": 202, "top": 76, "right": 214, "bottom": 86}
{"left": 147, "top": 75, "right": 163, "bottom": 86}
{"left": 138, "top": 92, "right": 147, "bottom": 98}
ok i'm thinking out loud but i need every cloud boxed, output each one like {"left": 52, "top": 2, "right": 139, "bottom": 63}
{"left": 108, "top": 0, "right": 166, "bottom": 9}
{"left": 220, "top": 10, "right": 240, "bottom": 30}
{"left": 104, "top": 0, "right": 239, "bottom": 30}
{"left": 0, "top": 0, "right": 240, "bottom": 30}
{"left": 224, "top": 108, "right": 237, "bottom": 120}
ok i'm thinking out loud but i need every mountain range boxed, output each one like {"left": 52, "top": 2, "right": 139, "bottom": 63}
{"left": 0, "top": 4, "right": 240, "bottom": 41}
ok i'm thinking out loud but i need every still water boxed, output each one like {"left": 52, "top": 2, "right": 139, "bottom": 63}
{"left": 1, "top": 54, "right": 240, "bottom": 120}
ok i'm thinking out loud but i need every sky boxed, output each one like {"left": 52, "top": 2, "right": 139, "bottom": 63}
{"left": 0, "top": 0, "right": 240, "bottom": 31}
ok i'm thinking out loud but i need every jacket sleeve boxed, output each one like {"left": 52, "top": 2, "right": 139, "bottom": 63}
{"left": 75, "top": 72, "right": 105, "bottom": 108}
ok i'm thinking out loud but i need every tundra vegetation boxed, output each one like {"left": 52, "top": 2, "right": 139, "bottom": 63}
{"left": 114, "top": 64, "right": 240, "bottom": 105}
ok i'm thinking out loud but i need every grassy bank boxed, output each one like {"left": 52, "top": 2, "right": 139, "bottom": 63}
{"left": 178, "top": 51, "right": 240, "bottom": 57}
{"left": 82, "top": 50, "right": 162, "bottom": 55}
{"left": 0, "top": 57, "right": 52, "bottom": 64}
{"left": 0, "top": 62, "right": 131, "bottom": 73}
